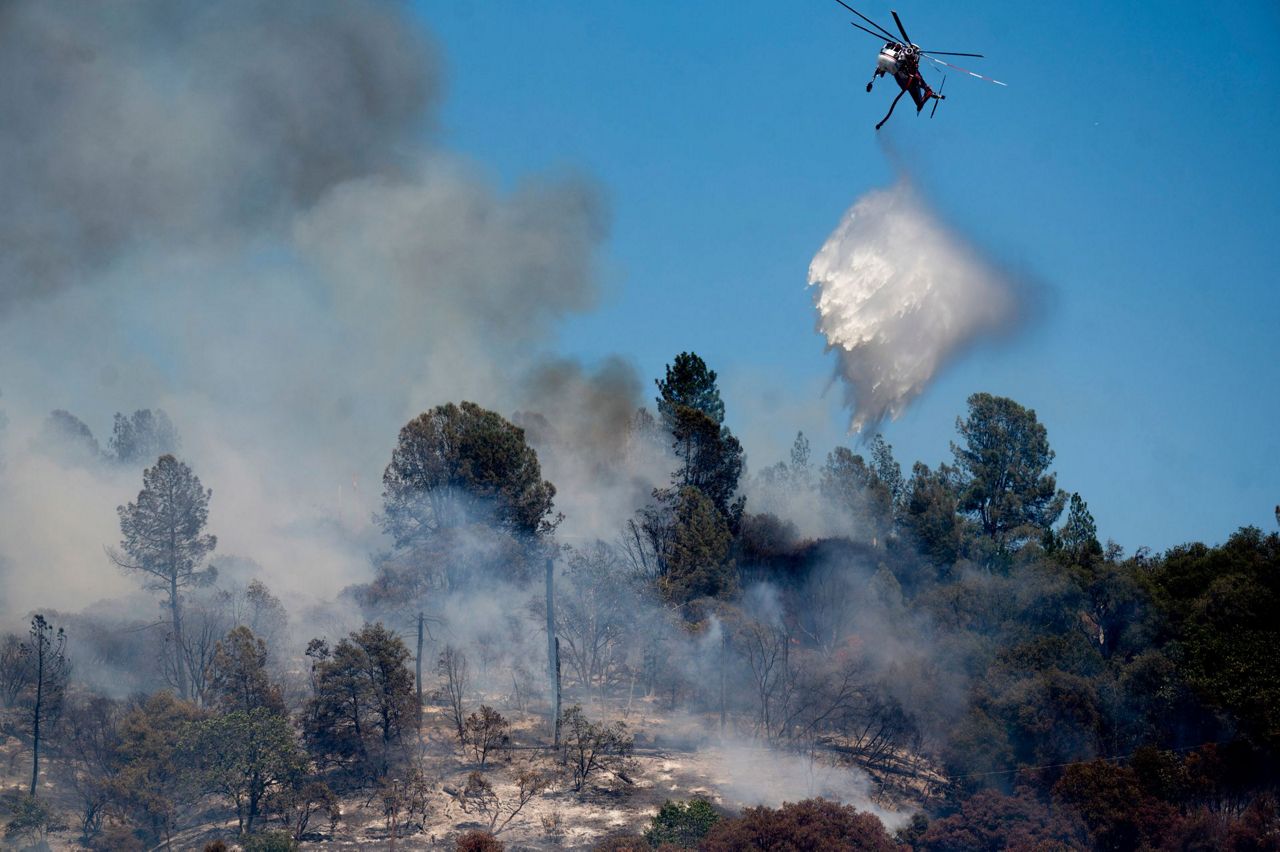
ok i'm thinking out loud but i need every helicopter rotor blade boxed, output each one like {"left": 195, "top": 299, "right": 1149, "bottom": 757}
{"left": 849, "top": 21, "right": 893, "bottom": 42}
{"left": 924, "top": 55, "right": 1007, "bottom": 86}
{"left": 931, "top": 75, "right": 945, "bottom": 118}
{"left": 831, "top": 0, "right": 900, "bottom": 43}
{"left": 921, "top": 51, "right": 985, "bottom": 58}
{"left": 890, "top": 10, "right": 912, "bottom": 45}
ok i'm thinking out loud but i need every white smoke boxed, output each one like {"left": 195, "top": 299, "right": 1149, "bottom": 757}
{"left": 809, "top": 179, "right": 1026, "bottom": 433}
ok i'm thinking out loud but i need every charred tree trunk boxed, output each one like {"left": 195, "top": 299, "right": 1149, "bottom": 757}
{"left": 416, "top": 611, "right": 424, "bottom": 713}
{"left": 546, "top": 557, "right": 561, "bottom": 746}
{"left": 29, "top": 635, "right": 43, "bottom": 796}
{"left": 170, "top": 575, "right": 188, "bottom": 701}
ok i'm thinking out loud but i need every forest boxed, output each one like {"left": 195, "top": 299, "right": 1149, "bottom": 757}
{"left": 0, "top": 351, "right": 1277, "bottom": 851}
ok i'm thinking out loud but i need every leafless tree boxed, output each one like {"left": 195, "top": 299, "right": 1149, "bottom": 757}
{"left": 736, "top": 618, "right": 796, "bottom": 741}
{"left": 556, "top": 543, "right": 634, "bottom": 688}
{"left": 267, "top": 780, "right": 341, "bottom": 841}
{"left": 58, "top": 695, "right": 121, "bottom": 840}
{"left": 559, "top": 705, "right": 634, "bottom": 793}
{"left": 438, "top": 644, "right": 469, "bottom": 746}
{"left": 733, "top": 616, "right": 875, "bottom": 746}
{"left": 458, "top": 767, "right": 549, "bottom": 835}
{"left": 168, "top": 592, "right": 231, "bottom": 707}
{"left": 0, "top": 632, "right": 29, "bottom": 707}
{"left": 379, "top": 767, "right": 433, "bottom": 847}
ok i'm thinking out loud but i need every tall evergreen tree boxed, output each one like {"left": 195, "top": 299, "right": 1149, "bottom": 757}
{"left": 670, "top": 405, "right": 745, "bottom": 520}
{"left": 901, "top": 462, "right": 964, "bottom": 569}
{"left": 655, "top": 353, "right": 744, "bottom": 522}
{"left": 655, "top": 351, "right": 724, "bottom": 428}
{"left": 952, "top": 393, "right": 1066, "bottom": 551}
{"left": 659, "top": 487, "right": 737, "bottom": 606}
{"left": 821, "top": 447, "right": 895, "bottom": 544}
{"left": 1055, "top": 493, "right": 1103, "bottom": 567}
{"left": 113, "top": 454, "right": 217, "bottom": 700}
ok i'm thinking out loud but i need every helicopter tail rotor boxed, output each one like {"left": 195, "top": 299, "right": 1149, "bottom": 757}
{"left": 931, "top": 75, "right": 946, "bottom": 118}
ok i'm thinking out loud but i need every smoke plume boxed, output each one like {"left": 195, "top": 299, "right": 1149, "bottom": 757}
{"left": 809, "top": 179, "right": 1026, "bottom": 433}
{"left": 0, "top": 0, "right": 617, "bottom": 620}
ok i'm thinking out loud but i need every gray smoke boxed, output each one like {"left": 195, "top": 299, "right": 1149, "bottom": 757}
{"left": 0, "top": 0, "right": 611, "bottom": 620}
{"left": 0, "top": 0, "right": 437, "bottom": 311}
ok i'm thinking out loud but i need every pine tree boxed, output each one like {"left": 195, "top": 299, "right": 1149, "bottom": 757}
{"left": 112, "top": 454, "right": 217, "bottom": 700}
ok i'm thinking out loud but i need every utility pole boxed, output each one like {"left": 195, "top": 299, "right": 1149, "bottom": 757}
{"left": 545, "top": 557, "right": 561, "bottom": 746}
{"left": 554, "top": 637, "right": 563, "bottom": 746}
{"left": 416, "top": 611, "right": 425, "bottom": 712}
{"left": 719, "top": 625, "right": 727, "bottom": 738}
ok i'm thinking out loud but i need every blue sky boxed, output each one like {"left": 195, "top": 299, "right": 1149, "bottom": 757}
{"left": 413, "top": 0, "right": 1279, "bottom": 552}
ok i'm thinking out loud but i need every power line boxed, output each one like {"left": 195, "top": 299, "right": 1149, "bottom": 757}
{"left": 946, "top": 740, "right": 1239, "bottom": 781}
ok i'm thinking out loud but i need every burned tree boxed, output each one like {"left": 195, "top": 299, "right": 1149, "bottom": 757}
{"left": 438, "top": 644, "right": 469, "bottom": 747}
{"left": 559, "top": 705, "right": 634, "bottom": 793}
{"left": 556, "top": 543, "right": 634, "bottom": 688}
{"left": 0, "top": 632, "right": 29, "bottom": 708}
{"left": 112, "top": 454, "right": 217, "bottom": 700}
{"left": 22, "top": 615, "right": 69, "bottom": 797}
{"left": 60, "top": 695, "right": 121, "bottom": 840}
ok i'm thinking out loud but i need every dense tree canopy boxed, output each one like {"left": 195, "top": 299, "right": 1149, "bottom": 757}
{"left": 702, "top": 799, "right": 898, "bottom": 852}
{"left": 1149, "top": 527, "right": 1280, "bottom": 748}
{"left": 659, "top": 486, "right": 737, "bottom": 606}
{"left": 821, "top": 446, "right": 895, "bottom": 544}
{"left": 304, "top": 623, "right": 417, "bottom": 778}
{"left": 381, "top": 401, "right": 558, "bottom": 547}
{"left": 182, "top": 709, "right": 307, "bottom": 835}
{"left": 109, "top": 409, "right": 180, "bottom": 465}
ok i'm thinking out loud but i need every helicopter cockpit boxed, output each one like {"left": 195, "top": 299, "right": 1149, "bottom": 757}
{"left": 877, "top": 42, "right": 920, "bottom": 77}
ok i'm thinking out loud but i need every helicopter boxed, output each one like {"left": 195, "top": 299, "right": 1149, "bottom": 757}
{"left": 831, "top": 0, "right": 1006, "bottom": 130}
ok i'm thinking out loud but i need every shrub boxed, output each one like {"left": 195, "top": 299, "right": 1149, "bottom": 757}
{"left": 702, "top": 798, "right": 897, "bottom": 852}
{"left": 89, "top": 823, "right": 146, "bottom": 852}
{"left": 644, "top": 798, "right": 720, "bottom": 847}
{"left": 456, "top": 829, "right": 505, "bottom": 851}
{"left": 241, "top": 829, "right": 299, "bottom": 852}
{"left": 920, "top": 789, "right": 1087, "bottom": 851}
{"left": 592, "top": 832, "right": 651, "bottom": 851}
{"left": 4, "top": 794, "right": 65, "bottom": 846}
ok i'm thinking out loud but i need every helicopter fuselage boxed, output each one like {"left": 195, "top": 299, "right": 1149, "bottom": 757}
{"left": 876, "top": 42, "right": 919, "bottom": 78}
